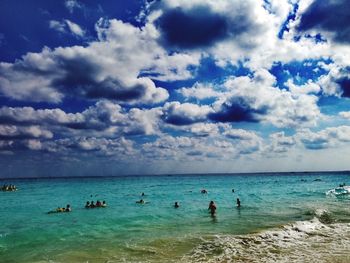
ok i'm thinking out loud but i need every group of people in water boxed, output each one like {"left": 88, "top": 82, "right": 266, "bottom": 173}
{"left": 49, "top": 201, "right": 108, "bottom": 214}
{"left": 137, "top": 189, "right": 241, "bottom": 217}
{"left": 48, "top": 204, "right": 71, "bottom": 214}
{"left": 85, "top": 200, "right": 107, "bottom": 208}
{"left": 44, "top": 188, "right": 240, "bottom": 216}
{"left": 1, "top": 184, "right": 17, "bottom": 191}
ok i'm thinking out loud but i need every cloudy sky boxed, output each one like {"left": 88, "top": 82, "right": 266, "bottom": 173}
{"left": 1, "top": 0, "right": 350, "bottom": 177}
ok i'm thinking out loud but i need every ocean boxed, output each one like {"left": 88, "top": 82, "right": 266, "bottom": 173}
{"left": 1, "top": 172, "right": 350, "bottom": 262}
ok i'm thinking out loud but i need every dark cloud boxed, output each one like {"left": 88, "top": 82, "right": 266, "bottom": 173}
{"left": 337, "top": 77, "right": 350, "bottom": 97}
{"left": 157, "top": 6, "right": 228, "bottom": 49}
{"left": 298, "top": 0, "right": 350, "bottom": 43}
{"left": 162, "top": 115, "right": 198, "bottom": 125}
{"left": 156, "top": 5, "right": 253, "bottom": 49}
{"left": 52, "top": 57, "right": 146, "bottom": 101}
{"left": 209, "top": 97, "right": 265, "bottom": 123}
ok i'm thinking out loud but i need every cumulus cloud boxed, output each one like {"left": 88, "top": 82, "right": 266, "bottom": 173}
{"left": 0, "top": 125, "right": 52, "bottom": 140}
{"left": 178, "top": 82, "right": 221, "bottom": 100}
{"left": 266, "top": 132, "right": 296, "bottom": 153}
{"left": 161, "top": 101, "right": 212, "bottom": 125}
{"left": 209, "top": 70, "right": 321, "bottom": 128}
{"left": 1, "top": 18, "right": 206, "bottom": 104}
{"left": 297, "top": 126, "right": 350, "bottom": 150}
{"left": 0, "top": 101, "right": 162, "bottom": 136}
{"left": 297, "top": 0, "right": 350, "bottom": 44}
{"left": 153, "top": 0, "right": 268, "bottom": 52}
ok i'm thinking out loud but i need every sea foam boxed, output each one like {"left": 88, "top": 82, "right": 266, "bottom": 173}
{"left": 182, "top": 217, "right": 350, "bottom": 263}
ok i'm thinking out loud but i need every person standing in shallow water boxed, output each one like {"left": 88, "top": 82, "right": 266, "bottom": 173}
{"left": 236, "top": 198, "right": 241, "bottom": 208}
{"left": 208, "top": 201, "right": 216, "bottom": 216}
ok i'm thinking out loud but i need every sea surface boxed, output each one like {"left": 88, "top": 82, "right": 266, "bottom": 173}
{"left": 1, "top": 172, "right": 350, "bottom": 262}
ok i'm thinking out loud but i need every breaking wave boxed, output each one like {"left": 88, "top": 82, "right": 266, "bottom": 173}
{"left": 181, "top": 210, "right": 350, "bottom": 263}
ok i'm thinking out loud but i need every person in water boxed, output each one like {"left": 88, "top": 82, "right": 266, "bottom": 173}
{"left": 102, "top": 201, "right": 107, "bottom": 207}
{"left": 208, "top": 201, "right": 216, "bottom": 216}
{"left": 56, "top": 207, "right": 64, "bottom": 212}
{"left": 141, "top": 192, "right": 145, "bottom": 196}
{"left": 201, "top": 189, "right": 208, "bottom": 194}
{"left": 236, "top": 198, "right": 241, "bottom": 208}
{"left": 96, "top": 200, "right": 102, "bottom": 207}
{"left": 136, "top": 199, "right": 145, "bottom": 204}
{"left": 232, "top": 189, "right": 235, "bottom": 193}
{"left": 85, "top": 201, "right": 90, "bottom": 208}
{"left": 65, "top": 204, "right": 71, "bottom": 212}
{"left": 90, "top": 201, "right": 95, "bottom": 208}
{"left": 174, "top": 202, "right": 179, "bottom": 208}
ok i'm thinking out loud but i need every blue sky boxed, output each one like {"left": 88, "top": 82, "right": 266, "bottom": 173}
{"left": 1, "top": 0, "right": 350, "bottom": 177}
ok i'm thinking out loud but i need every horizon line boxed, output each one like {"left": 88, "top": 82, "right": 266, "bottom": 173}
{"left": 1, "top": 169, "right": 350, "bottom": 180}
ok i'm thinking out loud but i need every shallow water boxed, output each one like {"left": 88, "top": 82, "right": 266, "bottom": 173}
{"left": 1, "top": 172, "right": 350, "bottom": 262}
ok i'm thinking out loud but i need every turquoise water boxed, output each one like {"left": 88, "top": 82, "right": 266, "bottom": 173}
{"left": 1, "top": 172, "right": 350, "bottom": 262}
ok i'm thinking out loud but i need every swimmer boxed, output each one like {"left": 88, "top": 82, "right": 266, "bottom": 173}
{"left": 56, "top": 207, "right": 64, "bottom": 212}
{"left": 232, "top": 189, "right": 235, "bottom": 193}
{"left": 174, "top": 202, "right": 179, "bottom": 208}
{"left": 90, "top": 201, "right": 96, "bottom": 208}
{"left": 96, "top": 200, "right": 102, "bottom": 207}
{"left": 65, "top": 204, "right": 71, "bottom": 212}
{"left": 102, "top": 201, "right": 107, "bottom": 207}
{"left": 141, "top": 192, "right": 145, "bottom": 196}
{"left": 201, "top": 189, "right": 208, "bottom": 194}
{"left": 85, "top": 201, "right": 90, "bottom": 208}
{"left": 236, "top": 198, "right": 241, "bottom": 208}
{"left": 136, "top": 199, "right": 145, "bottom": 204}
{"left": 208, "top": 201, "right": 216, "bottom": 216}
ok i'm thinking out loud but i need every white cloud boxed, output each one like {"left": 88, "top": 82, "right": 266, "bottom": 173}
{"left": 0, "top": 125, "right": 53, "bottom": 139}
{"left": 178, "top": 82, "right": 220, "bottom": 100}
{"left": 339, "top": 111, "right": 350, "bottom": 120}
{"left": 49, "top": 19, "right": 85, "bottom": 37}
{"left": 210, "top": 69, "right": 321, "bottom": 128}
{"left": 64, "top": 19, "right": 85, "bottom": 37}
{"left": 297, "top": 126, "right": 350, "bottom": 150}
{"left": 49, "top": 20, "right": 66, "bottom": 33}
{"left": 162, "top": 101, "right": 213, "bottom": 125}
{"left": 65, "top": 0, "right": 83, "bottom": 14}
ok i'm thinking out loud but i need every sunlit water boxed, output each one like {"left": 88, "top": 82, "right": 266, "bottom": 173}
{"left": 1, "top": 172, "right": 350, "bottom": 262}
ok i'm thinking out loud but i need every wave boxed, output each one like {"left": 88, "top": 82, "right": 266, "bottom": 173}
{"left": 181, "top": 213, "right": 350, "bottom": 262}
{"left": 326, "top": 186, "right": 350, "bottom": 196}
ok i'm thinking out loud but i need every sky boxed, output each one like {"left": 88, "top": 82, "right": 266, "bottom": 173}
{"left": 1, "top": 0, "right": 350, "bottom": 177}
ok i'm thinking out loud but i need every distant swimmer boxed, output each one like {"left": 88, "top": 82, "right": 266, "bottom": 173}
{"left": 85, "top": 201, "right": 90, "bottom": 208}
{"left": 136, "top": 199, "right": 145, "bottom": 204}
{"left": 96, "top": 200, "right": 102, "bottom": 207}
{"left": 236, "top": 198, "right": 241, "bottom": 208}
{"left": 174, "top": 202, "right": 180, "bottom": 208}
{"left": 232, "top": 189, "right": 235, "bottom": 193}
{"left": 201, "top": 189, "right": 208, "bottom": 194}
{"left": 48, "top": 205, "right": 71, "bottom": 214}
{"left": 208, "top": 201, "right": 216, "bottom": 216}
{"left": 90, "top": 201, "right": 96, "bottom": 208}
{"left": 102, "top": 201, "right": 107, "bottom": 207}
{"left": 141, "top": 192, "right": 145, "bottom": 196}
{"left": 1, "top": 184, "right": 17, "bottom": 191}
{"left": 65, "top": 204, "right": 71, "bottom": 212}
